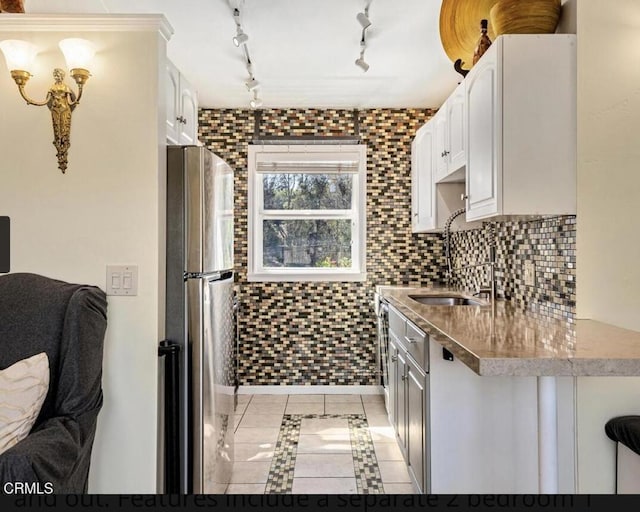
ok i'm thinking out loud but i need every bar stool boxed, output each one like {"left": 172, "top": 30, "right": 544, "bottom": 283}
{"left": 605, "top": 416, "right": 640, "bottom": 493}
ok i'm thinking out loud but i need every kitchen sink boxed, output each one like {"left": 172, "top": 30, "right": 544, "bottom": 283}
{"left": 408, "top": 295, "right": 485, "bottom": 306}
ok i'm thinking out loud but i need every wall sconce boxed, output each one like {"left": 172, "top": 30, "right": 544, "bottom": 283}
{"left": 0, "top": 38, "right": 96, "bottom": 174}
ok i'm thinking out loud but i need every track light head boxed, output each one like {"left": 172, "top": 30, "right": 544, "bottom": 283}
{"left": 355, "top": 57, "right": 369, "bottom": 72}
{"left": 357, "top": 12, "right": 371, "bottom": 29}
{"left": 250, "top": 96, "right": 263, "bottom": 109}
{"left": 233, "top": 30, "right": 248, "bottom": 47}
{"left": 245, "top": 77, "right": 260, "bottom": 91}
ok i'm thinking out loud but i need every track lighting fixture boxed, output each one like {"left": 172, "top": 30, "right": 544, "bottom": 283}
{"left": 356, "top": 12, "right": 371, "bottom": 29}
{"left": 355, "top": 1, "right": 373, "bottom": 72}
{"left": 233, "top": 29, "right": 248, "bottom": 47}
{"left": 229, "top": 3, "right": 263, "bottom": 110}
{"left": 249, "top": 91, "right": 262, "bottom": 109}
{"left": 231, "top": 7, "right": 249, "bottom": 46}
{"left": 245, "top": 77, "right": 259, "bottom": 91}
{"left": 355, "top": 56, "right": 369, "bottom": 72}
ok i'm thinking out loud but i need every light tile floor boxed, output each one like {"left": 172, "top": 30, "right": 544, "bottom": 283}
{"left": 226, "top": 393, "right": 417, "bottom": 495}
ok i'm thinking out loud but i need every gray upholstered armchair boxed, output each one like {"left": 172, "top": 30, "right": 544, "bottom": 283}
{"left": 0, "top": 273, "right": 107, "bottom": 493}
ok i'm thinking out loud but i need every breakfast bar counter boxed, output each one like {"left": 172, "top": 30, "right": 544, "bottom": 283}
{"left": 379, "top": 286, "right": 640, "bottom": 493}
{"left": 381, "top": 286, "right": 640, "bottom": 377}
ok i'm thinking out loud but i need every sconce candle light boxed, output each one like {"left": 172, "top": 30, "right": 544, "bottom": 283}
{"left": 0, "top": 38, "right": 95, "bottom": 173}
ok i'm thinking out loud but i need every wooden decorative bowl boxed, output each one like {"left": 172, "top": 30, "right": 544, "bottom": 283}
{"left": 490, "top": 0, "right": 562, "bottom": 36}
{"left": 439, "top": 0, "right": 499, "bottom": 68}
{"left": 0, "top": 0, "right": 25, "bottom": 13}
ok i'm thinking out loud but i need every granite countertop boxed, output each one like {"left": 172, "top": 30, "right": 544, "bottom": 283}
{"left": 379, "top": 286, "right": 640, "bottom": 377}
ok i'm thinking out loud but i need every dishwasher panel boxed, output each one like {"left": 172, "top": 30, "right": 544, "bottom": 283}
{"left": 375, "top": 293, "right": 390, "bottom": 413}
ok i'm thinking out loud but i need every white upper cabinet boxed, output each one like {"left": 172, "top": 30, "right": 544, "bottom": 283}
{"left": 465, "top": 51, "right": 500, "bottom": 219}
{"left": 179, "top": 84, "right": 198, "bottom": 146}
{"left": 433, "top": 110, "right": 448, "bottom": 182}
{"left": 411, "top": 121, "right": 469, "bottom": 234}
{"left": 166, "top": 59, "right": 199, "bottom": 145}
{"left": 412, "top": 123, "right": 436, "bottom": 232}
{"left": 434, "top": 81, "right": 466, "bottom": 183}
{"left": 445, "top": 82, "right": 466, "bottom": 179}
{"left": 166, "top": 59, "right": 181, "bottom": 144}
{"left": 465, "top": 35, "right": 576, "bottom": 221}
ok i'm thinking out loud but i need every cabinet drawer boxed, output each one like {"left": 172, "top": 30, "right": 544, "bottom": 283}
{"left": 405, "top": 321, "right": 428, "bottom": 372}
{"left": 388, "top": 304, "right": 406, "bottom": 338}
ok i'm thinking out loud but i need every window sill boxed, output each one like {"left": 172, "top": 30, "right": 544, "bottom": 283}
{"left": 248, "top": 271, "right": 366, "bottom": 283}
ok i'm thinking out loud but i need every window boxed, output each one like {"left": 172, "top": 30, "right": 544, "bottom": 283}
{"left": 248, "top": 144, "right": 366, "bottom": 282}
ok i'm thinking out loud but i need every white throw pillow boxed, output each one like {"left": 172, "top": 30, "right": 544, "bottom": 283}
{"left": 0, "top": 352, "right": 50, "bottom": 455}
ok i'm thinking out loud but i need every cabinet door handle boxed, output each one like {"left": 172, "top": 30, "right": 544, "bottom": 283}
{"left": 391, "top": 355, "right": 397, "bottom": 362}
{"left": 461, "top": 193, "right": 469, "bottom": 201}
{"left": 443, "top": 150, "right": 450, "bottom": 156}
{"left": 406, "top": 337, "right": 419, "bottom": 344}
{"left": 401, "top": 375, "right": 407, "bottom": 381}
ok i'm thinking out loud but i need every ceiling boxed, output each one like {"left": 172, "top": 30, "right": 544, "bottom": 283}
{"left": 23, "top": 0, "right": 461, "bottom": 109}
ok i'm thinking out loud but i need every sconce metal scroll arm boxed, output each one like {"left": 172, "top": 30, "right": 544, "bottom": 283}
{"left": 10, "top": 67, "right": 89, "bottom": 173}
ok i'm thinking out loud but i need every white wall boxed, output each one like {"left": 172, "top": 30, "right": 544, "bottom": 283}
{"left": 0, "top": 17, "right": 168, "bottom": 493}
{"left": 576, "top": 0, "right": 640, "bottom": 493}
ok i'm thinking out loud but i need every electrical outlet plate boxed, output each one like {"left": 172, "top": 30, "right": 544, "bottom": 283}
{"left": 524, "top": 261, "right": 535, "bottom": 287}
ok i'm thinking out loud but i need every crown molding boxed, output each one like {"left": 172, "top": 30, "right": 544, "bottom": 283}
{"left": 0, "top": 14, "right": 173, "bottom": 41}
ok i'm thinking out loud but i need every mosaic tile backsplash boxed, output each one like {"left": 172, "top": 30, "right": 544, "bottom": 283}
{"left": 198, "top": 108, "right": 577, "bottom": 385}
{"left": 199, "top": 109, "right": 443, "bottom": 385}
{"left": 449, "top": 216, "right": 576, "bottom": 321}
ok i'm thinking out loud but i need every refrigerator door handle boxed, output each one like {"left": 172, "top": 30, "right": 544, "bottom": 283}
{"left": 158, "top": 340, "right": 181, "bottom": 493}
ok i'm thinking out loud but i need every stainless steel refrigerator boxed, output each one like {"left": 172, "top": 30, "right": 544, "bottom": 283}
{"left": 165, "top": 145, "right": 236, "bottom": 494}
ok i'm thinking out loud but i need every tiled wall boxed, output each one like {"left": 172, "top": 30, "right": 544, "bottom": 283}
{"left": 449, "top": 216, "right": 577, "bottom": 321}
{"left": 199, "top": 109, "right": 444, "bottom": 385}
{"left": 198, "top": 108, "right": 577, "bottom": 385}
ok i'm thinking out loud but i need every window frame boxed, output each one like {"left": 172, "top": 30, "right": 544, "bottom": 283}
{"left": 248, "top": 144, "right": 367, "bottom": 282}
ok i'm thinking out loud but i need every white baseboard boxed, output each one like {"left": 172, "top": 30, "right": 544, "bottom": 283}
{"left": 238, "top": 385, "right": 383, "bottom": 395}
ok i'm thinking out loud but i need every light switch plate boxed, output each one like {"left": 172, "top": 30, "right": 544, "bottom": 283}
{"left": 106, "top": 265, "right": 138, "bottom": 296}
{"left": 524, "top": 261, "right": 535, "bottom": 287}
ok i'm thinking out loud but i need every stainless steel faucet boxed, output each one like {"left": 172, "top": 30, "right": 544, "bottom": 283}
{"left": 454, "top": 245, "right": 497, "bottom": 316}
{"left": 442, "top": 209, "right": 498, "bottom": 315}
{"left": 443, "top": 207, "right": 467, "bottom": 285}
